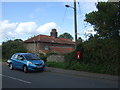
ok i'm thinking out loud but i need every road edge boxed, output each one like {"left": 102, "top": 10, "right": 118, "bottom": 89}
{"left": 45, "top": 67, "right": 119, "bottom": 81}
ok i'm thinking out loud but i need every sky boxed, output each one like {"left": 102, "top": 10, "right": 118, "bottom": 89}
{"left": 0, "top": 0, "right": 108, "bottom": 45}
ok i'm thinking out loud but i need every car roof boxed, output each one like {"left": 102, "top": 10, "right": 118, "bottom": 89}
{"left": 15, "top": 53, "right": 34, "bottom": 55}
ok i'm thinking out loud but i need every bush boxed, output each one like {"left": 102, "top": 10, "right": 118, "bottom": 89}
{"left": 40, "top": 55, "right": 47, "bottom": 62}
{"left": 64, "top": 43, "right": 84, "bottom": 63}
{"left": 46, "top": 61, "right": 65, "bottom": 68}
{"left": 64, "top": 38, "right": 119, "bottom": 75}
{"left": 46, "top": 53, "right": 58, "bottom": 57}
{"left": 2, "top": 39, "right": 27, "bottom": 59}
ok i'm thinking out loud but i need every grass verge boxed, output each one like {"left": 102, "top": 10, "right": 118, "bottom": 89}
{"left": 2, "top": 59, "right": 7, "bottom": 62}
{"left": 45, "top": 61, "right": 119, "bottom": 76}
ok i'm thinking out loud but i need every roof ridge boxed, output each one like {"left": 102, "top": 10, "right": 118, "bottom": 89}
{"left": 26, "top": 34, "right": 72, "bottom": 40}
{"left": 24, "top": 34, "right": 75, "bottom": 45}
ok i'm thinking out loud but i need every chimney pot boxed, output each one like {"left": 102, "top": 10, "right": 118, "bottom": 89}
{"left": 50, "top": 29, "right": 57, "bottom": 38}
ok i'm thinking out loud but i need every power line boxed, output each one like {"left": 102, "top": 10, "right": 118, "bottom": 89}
{"left": 60, "top": 1, "right": 70, "bottom": 27}
{"left": 60, "top": 7, "right": 68, "bottom": 27}
{"left": 78, "top": 2, "right": 82, "bottom": 15}
{"left": 77, "top": 2, "right": 85, "bottom": 35}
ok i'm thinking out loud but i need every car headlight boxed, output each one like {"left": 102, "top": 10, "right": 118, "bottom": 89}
{"left": 27, "top": 61, "right": 34, "bottom": 65}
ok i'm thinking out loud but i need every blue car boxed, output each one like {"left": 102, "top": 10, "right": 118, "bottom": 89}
{"left": 7, "top": 53, "right": 45, "bottom": 73}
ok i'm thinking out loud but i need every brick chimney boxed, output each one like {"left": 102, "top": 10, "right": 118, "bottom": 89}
{"left": 50, "top": 29, "right": 58, "bottom": 38}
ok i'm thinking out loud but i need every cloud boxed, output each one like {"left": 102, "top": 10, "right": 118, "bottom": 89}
{"left": 37, "top": 22, "right": 57, "bottom": 34}
{"left": 0, "top": 20, "right": 59, "bottom": 43}
{"left": 0, "top": 20, "right": 18, "bottom": 39}
{"left": 15, "top": 22, "right": 37, "bottom": 34}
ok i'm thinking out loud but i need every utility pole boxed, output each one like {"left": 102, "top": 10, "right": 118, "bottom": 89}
{"left": 65, "top": 0, "right": 78, "bottom": 49}
{"left": 74, "top": 0, "right": 77, "bottom": 49}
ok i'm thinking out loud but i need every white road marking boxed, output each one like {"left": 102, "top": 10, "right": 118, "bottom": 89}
{"left": 0, "top": 74, "right": 32, "bottom": 84}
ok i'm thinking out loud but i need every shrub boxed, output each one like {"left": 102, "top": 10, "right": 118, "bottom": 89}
{"left": 46, "top": 61, "right": 65, "bottom": 68}
{"left": 64, "top": 37, "right": 119, "bottom": 75}
{"left": 2, "top": 39, "right": 27, "bottom": 59}
{"left": 46, "top": 53, "right": 58, "bottom": 56}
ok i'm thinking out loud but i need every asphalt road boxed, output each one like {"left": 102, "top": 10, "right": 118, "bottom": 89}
{"left": 1, "top": 63, "right": 118, "bottom": 88}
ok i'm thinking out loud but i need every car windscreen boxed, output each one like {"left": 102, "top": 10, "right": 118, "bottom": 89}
{"left": 23, "top": 54, "right": 40, "bottom": 60}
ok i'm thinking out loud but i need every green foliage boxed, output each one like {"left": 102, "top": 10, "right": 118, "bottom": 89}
{"left": 46, "top": 61, "right": 65, "bottom": 68}
{"left": 63, "top": 38, "right": 119, "bottom": 75}
{"left": 2, "top": 59, "right": 7, "bottom": 62}
{"left": 40, "top": 55, "right": 47, "bottom": 62}
{"left": 46, "top": 60, "right": 119, "bottom": 75}
{"left": 46, "top": 53, "right": 58, "bottom": 57}
{"left": 83, "top": 38, "right": 119, "bottom": 65}
{"left": 83, "top": 38, "right": 119, "bottom": 75}
{"left": 2, "top": 39, "right": 27, "bottom": 59}
{"left": 64, "top": 43, "right": 84, "bottom": 63}
{"left": 64, "top": 51, "right": 76, "bottom": 62}
{"left": 59, "top": 32, "right": 73, "bottom": 40}
{"left": 39, "top": 53, "right": 47, "bottom": 62}
{"left": 85, "top": 2, "right": 120, "bottom": 39}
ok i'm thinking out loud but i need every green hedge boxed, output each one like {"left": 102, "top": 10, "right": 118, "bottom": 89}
{"left": 64, "top": 38, "right": 119, "bottom": 75}
{"left": 46, "top": 61, "right": 119, "bottom": 75}
{"left": 2, "top": 39, "right": 27, "bottom": 59}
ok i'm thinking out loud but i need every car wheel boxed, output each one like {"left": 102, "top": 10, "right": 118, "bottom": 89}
{"left": 9, "top": 63, "right": 13, "bottom": 70}
{"left": 23, "top": 65, "right": 28, "bottom": 73}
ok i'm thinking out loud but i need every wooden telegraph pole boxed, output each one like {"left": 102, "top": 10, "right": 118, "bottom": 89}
{"left": 74, "top": 0, "right": 78, "bottom": 49}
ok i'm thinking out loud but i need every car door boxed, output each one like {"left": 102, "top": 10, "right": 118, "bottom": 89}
{"left": 17, "top": 55, "right": 25, "bottom": 70}
{"left": 11, "top": 54, "right": 19, "bottom": 68}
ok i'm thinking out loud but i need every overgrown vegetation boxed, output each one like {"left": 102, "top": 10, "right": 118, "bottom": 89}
{"left": 46, "top": 61, "right": 65, "bottom": 69}
{"left": 63, "top": 38, "right": 119, "bottom": 75}
{"left": 2, "top": 39, "right": 27, "bottom": 60}
{"left": 46, "top": 60, "right": 119, "bottom": 75}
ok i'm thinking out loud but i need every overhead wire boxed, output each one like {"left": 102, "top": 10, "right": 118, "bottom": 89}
{"left": 60, "top": 7, "right": 68, "bottom": 27}
{"left": 60, "top": 1, "right": 70, "bottom": 27}
{"left": 77, "top": 2, "right": 85, "bottom": 36}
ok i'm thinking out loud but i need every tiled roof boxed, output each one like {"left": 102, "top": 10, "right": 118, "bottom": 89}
{"left": 50, "top": 47, "right": 74, "bottom": 54}
{"left": 24, "top": 35, "right": 75, "bottom": 45}
{"left": 39, "top": 47, "right": 74, "bottom": 54}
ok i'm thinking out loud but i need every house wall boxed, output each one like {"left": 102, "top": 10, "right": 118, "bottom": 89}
{"left": 24, "top": 43, "right": 37, "bottom": 53}
{"left": 24, "top": 42, "right": 75, "bottom": 54}
{"left": 47, "top": 55, "right": 65, "bottom": 62}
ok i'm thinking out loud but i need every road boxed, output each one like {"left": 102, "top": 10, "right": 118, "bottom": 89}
{"left": 1, "top": 63, "right": 119, "bottom": 88}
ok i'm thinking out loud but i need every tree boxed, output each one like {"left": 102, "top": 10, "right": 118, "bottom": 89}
{"left": 84, "top": 2, "right": 120, "bottom": 39}
{"left": 59, "top": 33, "right": 73, "bottom": 40}
{"left": 2, "top": 39, "right": 27, "bottom": 59}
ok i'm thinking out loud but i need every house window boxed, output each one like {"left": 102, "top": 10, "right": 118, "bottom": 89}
{"left": 51, "top": 40, "right": 54, "bottom": 42}
{"left": 45, "top": 46, "right": 49, "bottom": 50}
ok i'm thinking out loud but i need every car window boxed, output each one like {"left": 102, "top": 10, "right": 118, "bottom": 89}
{"left": 17, "top": 55, "right": 24, "bottom": 60}
{"left": 14, "top": 54, "right": 18, "bottom": 59}
{"left": 11, "top": 54, "right": 15, "bottom": 59}
{"left": 23, "top": 54, "right": 40, "bottom": 60}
